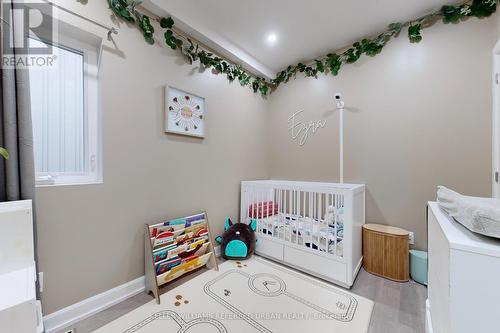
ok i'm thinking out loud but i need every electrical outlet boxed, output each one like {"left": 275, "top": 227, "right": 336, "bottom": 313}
{"left": 38, "top": 272, "right": 44, "bottom": 293}
{"left": 408, "top": 232, "right": 415, "bottom": 245}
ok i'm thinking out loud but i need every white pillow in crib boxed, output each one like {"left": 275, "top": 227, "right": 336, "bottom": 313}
{"left": 437, "top": 186, "right": 500, "bottom": 238}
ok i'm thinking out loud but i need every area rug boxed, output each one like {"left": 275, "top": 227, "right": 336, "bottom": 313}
{"left": 93, "top": 256, "right": 373, "bottom": 333}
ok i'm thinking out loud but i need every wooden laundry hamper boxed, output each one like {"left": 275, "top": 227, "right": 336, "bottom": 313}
{"left": 362, "top": 224, "right": 409, "bottom": 282}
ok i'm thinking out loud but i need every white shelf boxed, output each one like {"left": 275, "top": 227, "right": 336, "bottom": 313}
{"left": 0, "top": 262, "right": 37, "bottom": 311}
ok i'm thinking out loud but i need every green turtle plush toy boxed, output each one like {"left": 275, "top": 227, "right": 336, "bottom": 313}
{"left": 215, "top": 218, "right": 257, "bottom": 260}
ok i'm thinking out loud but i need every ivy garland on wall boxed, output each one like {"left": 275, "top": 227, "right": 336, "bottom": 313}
{"left": 107, "top": 0, "right": 498, "bottom": 96}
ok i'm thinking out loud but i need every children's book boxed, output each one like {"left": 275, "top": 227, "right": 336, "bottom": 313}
{"left": 153, "top": 248, "right": 169, "bottom": 262}
{"left": 177, "top": 243, "right": 202, "bottom": 259}
{"left": 153, "top": 231, "right": 174, "bottom": 248}
{"left": 181, "top": 254, "right": 198, "bottom": 263}
{"left": 155, "top": 257, "right": 182, "bottom": 275}
{"left": 152, "top": 237, "right": 208, "bottom": 263}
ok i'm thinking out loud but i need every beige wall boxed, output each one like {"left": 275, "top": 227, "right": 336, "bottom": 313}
{"left": 497, "top": 11, "right": 500, "bottom": 37}
{"left": 37, "top": 2, "right": 497, "bottom": 315}
{"left": 36, "top": 1, "right": 269, "bottom": 314}
{"left": 267, "top": 17, "right": 496, "bottom": 251}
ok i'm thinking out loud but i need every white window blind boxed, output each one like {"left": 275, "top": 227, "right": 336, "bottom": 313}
{"left": 30, "top": 38, "right": 85, "bottom": 175}
{"left": 29, "top": 34, "right": 101, "bottom": 186}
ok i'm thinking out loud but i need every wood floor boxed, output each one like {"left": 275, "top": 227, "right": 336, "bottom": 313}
{"left": 56, "top": 258, "right": 427, "bottom": 333}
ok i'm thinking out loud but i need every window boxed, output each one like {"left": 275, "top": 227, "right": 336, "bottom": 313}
{"left": 29, "top": 32, "right": 101, "bottom": 186}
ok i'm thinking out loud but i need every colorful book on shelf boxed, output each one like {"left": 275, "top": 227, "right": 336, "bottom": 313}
{"left": 150, "top": 221, "right": 208, "bottom": 241}
{"left": 188, "top": 238, "right": 207, "bottom": 249}
{"left": 177, "top": 243, "right": 203, "bottom": 259}
{"left": 175, "top": 226, "right": 209, "bottom": 245}
{"left": 181, "top": 254, "right": 198, "bottom": 263}
{"left": 165, "top": 217, "right": 188, "bottom": 226}
{"left": 190, "top": 242, "right": 210, "bottom": 257}
{"left": 155, "top": 257, "right": 182, "bottom": 275}
{"left": 153, "top": 243, "right": 178, "bottom": 262}
{"left": 152, "top": 225, "right": 208, "bottom": 249}
{"left": 171, "top": 238, "right": 205, "bottom": 257}
{"left": 149, "top": 213, "right": 207, "bottom": 238}
{"left": 150, "top": 223, "right": 185, "bottom": 238}
{"left": 153, "top": 248, "right": 169, "bottom": 262}
{"left": 182, "top": 223, "right": 207, "bottom": 236}
{"left": 152, "top": 238, "right": 207, "bottom": 263}
{"left": 162, "top": 214, "right": 203, "bottom": 228}
{"left": 153, "top": 231, "right": 174, "bottom": 248}
{"left": 189, "top": 236, "right": 208, "bottom": 246}
{"left": 185, "top": 213, "right": 206, "bottom": 225}
{"left": 195, "top": 227, "right": 208, "bottom": 238}
{"left": 157, "top": 252, "right": 213, "bottom": 285}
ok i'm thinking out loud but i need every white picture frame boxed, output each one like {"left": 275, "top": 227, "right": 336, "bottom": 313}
{"left": 165, "top": 86, "right": 206, "bottom": 138}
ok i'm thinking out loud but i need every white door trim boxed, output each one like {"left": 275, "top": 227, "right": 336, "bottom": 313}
{"left": 492, "top": 38, "right": 500, "bottom": 198}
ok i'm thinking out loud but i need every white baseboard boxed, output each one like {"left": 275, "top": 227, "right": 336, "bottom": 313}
{"left": 43, "top": 250, "right": 222, "bottom": 333}
{"left": 43, "top": 276, "right": 145, "bottom": 333}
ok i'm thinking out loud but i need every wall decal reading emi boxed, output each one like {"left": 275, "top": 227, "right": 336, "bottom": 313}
{"left": 288, "top": 110, "right": 326, "bottom": 146}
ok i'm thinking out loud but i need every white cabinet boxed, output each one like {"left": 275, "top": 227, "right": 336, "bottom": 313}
{"left": 0, "top": 200, "right": 43, "bottom": 333}
{"left": 426, "top": 202, "right": 500, "bottom": 333}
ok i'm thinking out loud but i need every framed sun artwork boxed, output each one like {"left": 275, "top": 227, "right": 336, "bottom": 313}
{"left": 165, "top": 86, "right": 206, "bottom": 138}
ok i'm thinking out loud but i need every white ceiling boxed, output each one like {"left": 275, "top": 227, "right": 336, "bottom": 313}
{"left": 146, "top": 0, "right": 462, "bottom": 78}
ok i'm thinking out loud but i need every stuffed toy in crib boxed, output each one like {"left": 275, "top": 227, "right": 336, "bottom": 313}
{"left": 215, "top": 218, "right": 257, "bottom": 260}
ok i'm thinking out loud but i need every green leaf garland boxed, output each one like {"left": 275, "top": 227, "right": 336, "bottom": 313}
{"left": 106, "top": 0, "right": 497, "bottom": 96}
{"left": 0, "top": 147, "right": 9, "bottom": 160}
{"left": 408, "top": 24, "right": 423, "bottom": 43}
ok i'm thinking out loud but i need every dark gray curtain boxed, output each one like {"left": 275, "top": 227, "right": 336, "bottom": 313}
{"left": 0, "top": 63, "right": 35, "bottom": 201}
{"left": 0, "top": 0, "right": 39, "bottom": 300}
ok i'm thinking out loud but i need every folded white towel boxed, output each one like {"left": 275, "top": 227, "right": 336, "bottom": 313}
{"left": 437, "top": 186, "right": 500, "bottom": 238}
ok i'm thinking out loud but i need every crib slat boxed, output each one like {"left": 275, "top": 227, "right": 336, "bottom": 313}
{"left": 302, "top": 190, "right": 306, "bottom": 249}
{"left": 280, "top": 188, "right": 283, "bottom": 241}
{"left": 320, "top": 193, "right": 324, "bottom": 253}
{"left": 289, "top": 189, "right": 292, "bottom": 242}
{"left": 297, "top": 190, "right": 300, "bottom": 245}
{"left": 309, "top": 192, "right": 316, "bottom": 249}
{"left": 335, "top": 194, "right": 339, "bottom": 257}
{"left": 283, "top": 188, "right": 286, "bottom": 241}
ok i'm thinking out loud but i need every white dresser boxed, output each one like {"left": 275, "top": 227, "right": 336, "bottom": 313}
{"left": 0, "top": 200, "right": 43, "bottom": 333}
{"left": 426, "top": 202, "right": 500, "bottom": 333}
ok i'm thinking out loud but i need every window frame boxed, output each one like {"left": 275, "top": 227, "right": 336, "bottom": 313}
{"left": 29, "top": 32, "right": 102, "bottom": 187}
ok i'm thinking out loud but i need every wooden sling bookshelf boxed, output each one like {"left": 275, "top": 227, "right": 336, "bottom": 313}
{"left": 144, "top": 211, "right": 218, "bottom": 304}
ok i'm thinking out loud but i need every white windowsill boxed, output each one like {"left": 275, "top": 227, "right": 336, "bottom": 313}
{"left": 36, "top": 175, "right": 103, "bottom": 188}
{"left": 36, "top": 181, "right": 103, "bottom": 188}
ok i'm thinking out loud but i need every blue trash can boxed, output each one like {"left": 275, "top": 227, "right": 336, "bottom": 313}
{"left": 409, "top": 250, "right": 428, "bottom": 286}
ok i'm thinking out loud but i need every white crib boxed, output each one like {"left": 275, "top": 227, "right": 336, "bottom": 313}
{"left": 241, "top": 180, "right": 365, "bottom": 288}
